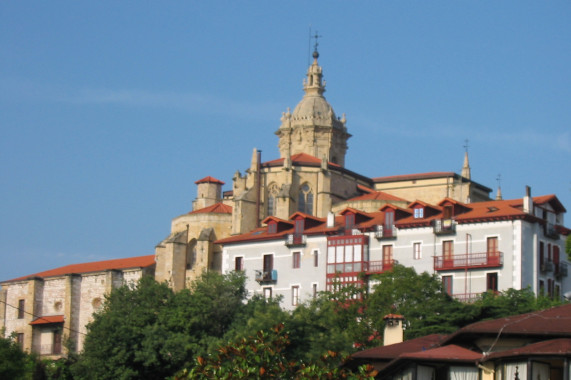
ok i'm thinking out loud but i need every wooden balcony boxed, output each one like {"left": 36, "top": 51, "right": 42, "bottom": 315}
{"left": 364, "top": 260, "right": 395, "bottom": 274}
{"left": 285, "top": 234, "right": 306, "bottom": 247}
{"left": 374, "top": 225, "right": 397, "bottom": 240}
{"left": 434, "top": 252, "right": 503, "bottom": 271}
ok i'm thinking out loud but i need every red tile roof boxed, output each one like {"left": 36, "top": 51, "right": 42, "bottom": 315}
{"left": 351, "top": 334, "right": 447, "bottom": 360}
{"left": 188, "top": 202, "right": 232, "bottom": 215}
{"left": 194, "top": 176, "right": 225, "bottom": 185}
{"left": 444, "top": 304, "right": 571, "bottom": 344}
{"left": 3, "top": 255, "right": 156, "bottom": 283}
{"left": 485, "top": 338, "right": 571, "bottom": 360}
{"left": 399, "top": 344, "right": 481, "bottom": 362}
{"left": 30, "top": 315, "right": 65, "bottom": 325}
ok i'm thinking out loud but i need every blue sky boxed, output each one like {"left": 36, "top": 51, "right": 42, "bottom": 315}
{"left": 1, "top": 1, "right": 570, "bottom": 282}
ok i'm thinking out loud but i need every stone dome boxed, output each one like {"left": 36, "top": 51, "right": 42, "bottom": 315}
{"left": 292, "top": 94, "right": 336, "bottom": 121}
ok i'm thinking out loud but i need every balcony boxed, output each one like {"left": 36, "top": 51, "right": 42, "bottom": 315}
{"left": 451, "top": 292, "right": 487, "bottom": 303}
{"left": 555, "top": 262, "right": 568, "bottom": 278}
{"left": 540, "top": 261, "right": 554, "bottom": 273}
{"left": 255, "top": 269, "right": 277, "bottom": 283}
{"left": 374, "top": 225, "right": 397, "bottom": 240}
{"left": 285, "top": 234, "right": 306, "bottom": 247}
{"left": 433, "top": 219, "right": 456, "bottom": 235}
{"left": 365, "top": 260, "right": 396, "bottom": 274}
{"left": 434, "top": 252, "right": 503, "bottom": 271}
{"left": 544, "top": 222, "right": 559, "bottom": 239}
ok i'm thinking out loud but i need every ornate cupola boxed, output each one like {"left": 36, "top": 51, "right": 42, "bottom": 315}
{"left": 275, "top": 44, "right": 351, "bottom": 167}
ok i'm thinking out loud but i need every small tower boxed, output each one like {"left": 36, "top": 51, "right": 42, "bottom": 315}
{"left": 192, "top": 176, "right": 224, "bottom": 211}
{"left": 383, "top": 314, "right": 405, "bottom": 346}
{"left": 461, "top": 140, "right": 471, "bottom": 180}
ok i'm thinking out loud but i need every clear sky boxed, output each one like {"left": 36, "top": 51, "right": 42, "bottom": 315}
{"left": 1, "top": 1, "right": 570, "bottom": 282}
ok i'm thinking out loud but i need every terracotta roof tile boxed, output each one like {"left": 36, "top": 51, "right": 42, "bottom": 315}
{"left": 373, "top": 172, "right": 457, "bottom": 183}
{"left": 194, "top": 176, "right": 225, "bottom": 185}
{"left": 30, "top": 315, "right": 65, "bottom": 325}
{"left": 484, "top": 338, "right": 571, "bottom": 360}
{"left": 348, "top": 190, "right": 408, "bottom": 202}
{"left": 399, "top": 344, "right": 481, "bottom": 362}
{"left": 188, "top": 202, "right": 232, "bottom": 215}
{"left": 2, "top": 255, "right": 155, "bottom": 283}
{"left": 352, "top": 334, "right": 446, "bottom": 360}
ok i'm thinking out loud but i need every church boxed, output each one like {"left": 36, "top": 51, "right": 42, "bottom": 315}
{"left": 1, "top": 46, "right": 569, "bottom": 356}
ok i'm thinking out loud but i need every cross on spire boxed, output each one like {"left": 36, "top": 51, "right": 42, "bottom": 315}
{"left": 463, "top": 139, "right": 470, "bottom": 153}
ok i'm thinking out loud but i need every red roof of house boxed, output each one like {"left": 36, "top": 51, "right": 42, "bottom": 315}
{"left": 373, "top": 172, "right": 457, "bottom": 183}
{"left": 484, "top": 338, "right": 571, "bottom": 360}
{"left": 3, "top": 255, "right": 156, "bottom": 283}
{"left": 352, "top": 334, "right": 446, "bottom": 360}
{"left": 187, "top": 202, "right": 232, "bottom": 215}
{"left": 30, "top": 315, "right": 65, "bottom": 325}
{"left": 444, "top": 304, "right": 571, "bottom": 345}
{"left": 400, "top": 344, "right": 481, "bottom": 362}
{"left": 194, "top": 176, "right": 225, "bottom": 185}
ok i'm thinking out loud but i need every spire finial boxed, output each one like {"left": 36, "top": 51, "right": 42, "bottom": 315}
{"left": 463, "top": 139, "right": 470, "bottom": 153}
{"left": 312, "top": 31, "right": 322, "bottom": 60}
{"left": 495, "top": 174, "right": 503, "bottom": 200}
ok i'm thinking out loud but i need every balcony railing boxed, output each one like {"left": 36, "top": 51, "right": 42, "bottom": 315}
{"left": 285, "top": 234, "right": 306, "bottom": 247}
{"left": 452, "top": 292, "right": 484, "bottom": 303}
{"left": 433, "top": 219, "right": 456, "bottom": 235}
{"left": 33, "top": 343, "right": 62, "bottom": 356}
{"left": 556, "top": 262, "right": 568, "bottom": 278}
{"left": 365, "top": 260, "right": 396, "bottom": 274}
{"left": 374, "top": 225, "right": 397, "bottom": 240}
{"left": 540, "top": 261, "right": 554, "bottom": 273}
{"left": 434, "top": 252, "right": 503, "bottom": 271}
{"left": 255, "top": 269, "right": 277, "bottom": 283}
{"left": 544, "top": 222, "right": 559, "bottom": 239}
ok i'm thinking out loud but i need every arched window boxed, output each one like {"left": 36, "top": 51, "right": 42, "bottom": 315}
{"left": 298, "top": 183, "right": 313, "bottom": 215}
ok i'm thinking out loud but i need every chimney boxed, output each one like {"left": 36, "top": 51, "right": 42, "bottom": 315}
{"left": 523, "top": 186, "right": 532, "bottom": 214}
{"left": 327, "top": 211, "right": 335, "bottom": 228}
{"left": 383, "top": 314, "right": 405, "bottom": 346}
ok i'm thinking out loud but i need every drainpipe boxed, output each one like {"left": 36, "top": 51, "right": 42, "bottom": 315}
{"left": 255, "top": 150, "right": 262, "bottom": 228}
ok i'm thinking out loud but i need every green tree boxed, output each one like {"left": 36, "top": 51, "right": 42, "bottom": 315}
{"left": 0, "top": 331, "right": 33, "bottom": 379}
{"left": 176, "top": 324, "right": 377, "bottom": 380}
{"left": 365, "top": 265, "right": 475, "bottom": 340}
{"left": 566, "top": 234, "right": 571, "bottom": 261}
{"left": 72, "top": 272, "right": 250, "bottom": 380}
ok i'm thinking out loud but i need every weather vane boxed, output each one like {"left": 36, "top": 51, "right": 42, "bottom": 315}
{"left": 463, "top": 139, "right": 470, "bottom": 153}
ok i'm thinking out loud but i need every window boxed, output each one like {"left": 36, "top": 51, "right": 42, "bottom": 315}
{"left": 548, "top": 279, "right": 554, "bottom": 298}
{"left": 52, "top": 329, "right": 62, "bottom": 355}
{"left": 413, "top": 242, "right": 422, "bottom": 260}
{"left": 263, "top": 254, "right": 273, "bottom": 274}
{"left": 539, "top": 280, "right": 545, "bottom": 296}
{"left": 443, "top": 205, "right": 453, "bottom": 219}
{"left": 539, "top": 241, "right": 545, "bottom": 264}
{"left": 18, "top": 299, "right": 25, "bottom": 319}
{"left": 297, "top": 184, "right": 314, "bottom": 215}
{"left": 268, "top": 222, "right": 277, "bottom": 234}
{"left": 345, "top": 213, "right": 355, "bottom": 233}
{"left": 442, "top": 275, "right": 453, "bottom": 296}
{"left": 16, "top": 333, "right": 24, "bottom": 349}
{"left": 443, "top": 240, "right": 454, "bottom": 261}
{"left": 292, "top": 251, "right": 301, "bottom": 269}
{"left": 554, "top": 246, "right": 560, "bottom": 274}
{"left": 313, "top": 249, "right": 319, "bottom": 267}
{"left": 294, "top": 219, "right": 304, "bottom": 235}
{"left": 382, "top": 245, "right": 393, "bottom": 270}
{"left": 487, "top": 237, "right": 498, "bottom": 255}
{"left": 413, "top": 207, "right": 424, "bottom": 219}
{"left": 384, "top": 211, "right": 395, "bottom": 237}
{"left": 312, "top": 283, "right": 318, "bottom": 299}
{"left": 235, "top": 256, "right": 244, "bottom": 271}
{"left": 486, "top": 273, "right": 498, "bottom": 292}
{"left": 291, "top": 286, "right": 299, "bottom": 306}
{"left": 263, "top": 287, "right": 272, "bottom": 299}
